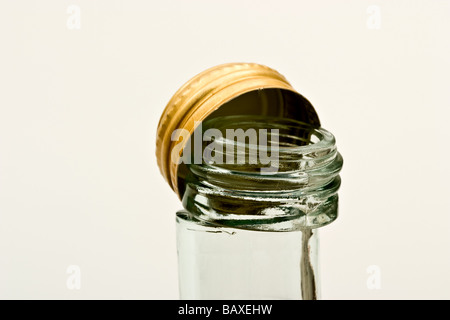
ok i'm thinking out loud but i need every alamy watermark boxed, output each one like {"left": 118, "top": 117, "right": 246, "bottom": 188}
{"left": 66, "top": 265, "right": 81, "bottom": 290}
{"left": 366, "top": 5, "right": 381, "bottom": 30}
{"left": 171, "top": 121, "right": 280, "bottom": 174}
{"left": 67, "top": 4, "right": 81, "bottom": 30}
{"left": 366, "top": 265, "right": 381, "bottom": 290}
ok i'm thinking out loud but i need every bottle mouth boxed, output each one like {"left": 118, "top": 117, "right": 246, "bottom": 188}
{"left": 180, "top": 115, "right": 343, "bottom": 231}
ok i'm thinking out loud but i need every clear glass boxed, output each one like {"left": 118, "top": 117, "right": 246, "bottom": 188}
{"left": 177, "top": 211, "right": 320, "bottom": 300}
{"left": 175, "top": 116, "right": 342, "bottom": 300}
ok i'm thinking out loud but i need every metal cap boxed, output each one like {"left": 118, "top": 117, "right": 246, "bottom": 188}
{"left": 156, "top": 62, "right": 320, "bottom": 198}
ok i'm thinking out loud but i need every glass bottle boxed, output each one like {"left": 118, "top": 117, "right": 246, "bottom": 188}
{"left": 175, "top": 116, "right": 342, "bottom": 300}
{"left": 155, "top": 63, "right": 343, "bottom": 300}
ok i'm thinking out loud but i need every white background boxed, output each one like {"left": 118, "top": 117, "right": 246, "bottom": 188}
{"left": 0, "top": 0, "right": 449, "bottom": 299}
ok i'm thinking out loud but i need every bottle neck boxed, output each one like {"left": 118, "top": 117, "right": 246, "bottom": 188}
{"left": 180, "top": 115, "right": 343, "bottom": 231}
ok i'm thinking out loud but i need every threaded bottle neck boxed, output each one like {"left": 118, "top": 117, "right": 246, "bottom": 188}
{"left": 180, "top": 115, "right": 343, "bottom": 231}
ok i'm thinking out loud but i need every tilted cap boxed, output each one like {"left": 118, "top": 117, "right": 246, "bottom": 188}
{"left": 156, "top": 62, "right": 320, "bottom": 198}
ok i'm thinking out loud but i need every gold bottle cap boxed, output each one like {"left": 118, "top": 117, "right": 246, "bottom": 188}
{"left": 156, "top": 62, "right": 320, "bottom": 198}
